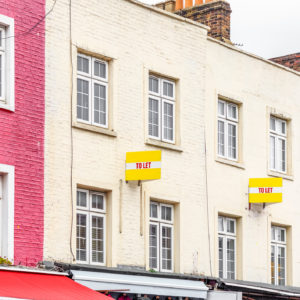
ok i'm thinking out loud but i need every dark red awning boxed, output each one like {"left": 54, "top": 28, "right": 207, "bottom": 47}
{"left": 0, "top": 270, "right": 110, "bottom": 300}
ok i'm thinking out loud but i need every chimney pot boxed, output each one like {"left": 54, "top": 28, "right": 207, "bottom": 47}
{"left": 175, "top": 0, "right": 232, "bottom": 42}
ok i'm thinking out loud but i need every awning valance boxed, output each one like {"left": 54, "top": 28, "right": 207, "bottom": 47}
{"left": 0, "top": 269, "right": 110, "bottom": 300}
{"left": 72, "top": 270, "right": 208, "bottom": 298}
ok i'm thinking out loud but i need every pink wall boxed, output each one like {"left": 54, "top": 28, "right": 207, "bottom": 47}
{"left": 0, "top": 0, "right": 45, "bottom": 265}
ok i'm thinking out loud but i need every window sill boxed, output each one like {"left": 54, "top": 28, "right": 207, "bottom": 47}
{"left": 0, "top": 102, "right": 14, "bottom": 112}
{"left": 72, "top": 122, "right": 117, "bottom": 137}
{"left": 215, "top": 157, "right": 245, "bottom": 169}
{"left": 268, "top": 171, "right": 293, "bottom": 181}
{"left": 145, "top": 139, "right": 183, "bottom": 152}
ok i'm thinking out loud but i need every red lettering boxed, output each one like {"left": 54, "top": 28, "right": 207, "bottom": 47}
{"left": 135, "top": 162, "right": 152, "bottom": 169}
{"left": 259, "top": 188, "right": 264, "bottom": 193}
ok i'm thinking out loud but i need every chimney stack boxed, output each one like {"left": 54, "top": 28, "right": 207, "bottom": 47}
{"left": 156, "top": 0, "right": 232, "bottom": 43}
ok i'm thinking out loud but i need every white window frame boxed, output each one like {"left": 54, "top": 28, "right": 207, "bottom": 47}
{"left": 269, "top": 116, "right": 287, "bottom": 174}
{"left": 218, "top": 216, "right": 237, "bottom": 280}
{"left": 148, "top": 75, "right": 175, "bottom": 144}
{"left": 271, "top": 226, "right": 287, "bottom": 286}
{"left": 76, "top": 188, "right": 106, "bottom": 266}
{"left": 0, "top": 164, "right": 14, "bottom": 262}
{"left": 160, "top": 223, "right": 174, "bottom": 272}
{"left": 149, "top": 95, "right": 161, "bottom": 141}
{"left": 217, "top": 100, "right": 239, "bottom": 161}
{"left": 149, "top": 201, "right": 174, "bottom": 272}
{"left": 76, "top": 53, "right": 108, "bottom": 128}
{"left": 0, "top": 15, "right": 14, "bottom": 111}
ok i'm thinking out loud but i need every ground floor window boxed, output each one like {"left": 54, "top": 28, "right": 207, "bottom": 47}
{"left": 76, "top": 188, "right": 106, "bottom": 265}
{"left": 218, "top": 216, "right": 236, "bottom": 279}
{"left": 271, "top": 226, "right": 286, "bottom": 285}
{"left": 149, "top": 201, "right": 174, "bottom": 272}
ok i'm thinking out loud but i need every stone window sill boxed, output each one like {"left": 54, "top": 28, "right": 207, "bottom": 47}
{"left": 267, "top": 171, "right": 293, "bottom": 181}
{"left": 215, "top": 157, "right": 245, "bottom": 169}
{"left": 72, "top": 122, "right": 117, "bottom": 137}
{"left": 0, "top": 101, "right": 14, "bottom": 112}
{"left": 145, "top": 139, "right": 183, "bottom": 152}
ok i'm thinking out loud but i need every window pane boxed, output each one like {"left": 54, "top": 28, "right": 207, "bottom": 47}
{"left": 279, "top": 229, "right": 286, "bottom": 242}
{"left": 91, "top": 216, "right": 104, "bottom": 263}
{"left": 77, "top": 78, "right": 89, "bottom": 121}
{"left": 278, "top": 246, "right": 285, "bottom": 285}
{"left": 270, "top": 136, "right": 276, "bottom": 170}
{"left": 271, "top": 226, "right": 276, "bottom": 241}
{"left": 218, "top": 101, "right": 225, "bottom": 117}
{"left": 228, "top": 123, "right": 237, "bottom": 159}
{"left": 77, "top": 56, "right": 89, "bottom": 74}
{"left": 149, "top": 77, "right": 159, "bottom": 94}
{"left": 271, "top": 245, "right": 275, "bottom": 284}
{"left": 94, "top": 83, "right": 106, "bottom": 126}
{"left": 218, "top": 216, "right": 224, "bottom": 232}
{"left": 280, "top": 120, "right": 286, "bottom": 135}
{"left": 76, "top": 214, "right": 87, "bottom": 261}
{"left": 278, "top": 138, "right": 286, "bottom": 172}
{"left": 94, "top": 60, "right": 106, "bottom": 79}
{"left": 227, "top": 103, "right": 237, "bottom": 120}
{"left": 149, "top": 98, "right": 159, "bottom": 138}
{"left": 91, "top": 193, "right": 104, "bottom": 210}
{"left": 77, "top": 191, "right": 87, "bottom": 208}
{"left": 270, "top": 117, "right": 276, "bottom": 131}
{"left": 161, "top": 226, "right": 172, "bottom": 271}
{"left": 218, "top": 121, "right": 225, "bottom": 156}
{"left": 150, "top": 203, "right": 158, "bottom": 219}
{"left": 149, "top": 224, "right": 158, "bottom": 269}
{"left": 161, "top": 205, "right": 172, "bottom": 221}
{"left": 163, "top": 81, "right": 174, "bottom": 98}
{"left": 218, "top": 237, "right": 224, "bottom": 278}
{"left": 227, "top": 219, "right": 235, "bottom": 234}
{"left": 227, "top": 238, "right": 235, "bottom": 279}
{"left": 163, "top": 102, "right": 174, "bottom": 141}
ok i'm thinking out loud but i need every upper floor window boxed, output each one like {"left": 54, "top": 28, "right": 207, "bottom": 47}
{"left": 270, "top": 116, "right": 287, "bottom": 173}
{"left": 76, "top": 189, "right": 106, "bottom": 265}
{"left": 271, "top": 226, "right": 286, "bottom": 286}
{"left": 218, "top": 100, "right": 238, "bottom": 161}
{"left": 148, "top": 75, "right": 175, "bottom": 144}
{"left": 0, "top": 15, "right": 14, "bottom": 111}
{"left": 77, "top": 54, "right": 108, "bottom": 128}
{"left": 218, "top": 216, "right": 236, "bottom": 279}
{"left": 149, "top": 202, "right": 174, "bottom": 272}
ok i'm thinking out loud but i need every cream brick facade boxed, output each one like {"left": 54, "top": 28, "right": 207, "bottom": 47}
{"left": 206, "top": 39, "right": 300, "bottom": 286}
{"left": 44, "top": 0, "right": 209, "bottom": 275}
{"left": 44, "top": 0, "right": 300, "bottom": 288}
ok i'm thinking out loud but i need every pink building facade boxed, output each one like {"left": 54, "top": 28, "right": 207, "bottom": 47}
{"left": 0, "top": 0, "right": 45, "bottom": 265}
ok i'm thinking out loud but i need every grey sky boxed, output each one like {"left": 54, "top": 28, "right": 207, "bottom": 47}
{"left": 139, "top": 0, "right": 300, "bottom": 59}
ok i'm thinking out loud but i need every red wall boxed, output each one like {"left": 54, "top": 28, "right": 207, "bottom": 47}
{"left": 0, "top": 0, "right": 45, "bottom": 266}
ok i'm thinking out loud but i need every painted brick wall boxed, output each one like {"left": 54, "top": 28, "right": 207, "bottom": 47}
{"left": 0, "top": 1, "right": 45, "bottom": 265}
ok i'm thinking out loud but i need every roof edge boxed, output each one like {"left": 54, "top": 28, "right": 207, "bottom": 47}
{"left": 124, "top": 0, "right": 210, "bottom": 31}
{"left": 207, "top": 36, "right": 300, "bottom": 77}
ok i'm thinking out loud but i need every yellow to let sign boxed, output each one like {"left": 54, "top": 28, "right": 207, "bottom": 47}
{"left": 249, "top": 178, "right": 282, "bottom": 203}
{"left": 125, "top": 151, "right": 161, "bottom": 181}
